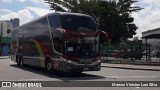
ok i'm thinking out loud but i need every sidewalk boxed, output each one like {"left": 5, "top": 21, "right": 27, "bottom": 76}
{"left": 0, "top": 56, "right": 10, "bottom": 59}
{"left": 101, "top": 56, "right": 160, "bottom": 71}
{"left": 101, "top": 63, "right": 160, "bottom": 71}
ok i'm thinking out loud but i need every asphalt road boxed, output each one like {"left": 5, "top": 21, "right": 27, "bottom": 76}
{"left": 0, "top": 58, "right": 160, "bottom": 90}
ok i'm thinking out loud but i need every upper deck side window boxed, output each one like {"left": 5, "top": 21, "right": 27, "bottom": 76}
{"left": 17, "top": 17, "right": 49, "bottom": 38}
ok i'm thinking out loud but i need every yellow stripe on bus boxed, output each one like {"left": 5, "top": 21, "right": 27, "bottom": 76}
{"left": 31, "top": 39, "right": 45, "bottom": 68}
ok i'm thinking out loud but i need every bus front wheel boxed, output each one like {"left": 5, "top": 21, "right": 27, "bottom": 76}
{"left": 45, "top": 59, "right": 52, "bottom": 73}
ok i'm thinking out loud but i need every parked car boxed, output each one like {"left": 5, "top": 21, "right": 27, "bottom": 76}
{"left": 156, "top": 51, "right": 160, "bottom": 58}
{"left": 150, "top": 51, "right": 157, "bottom": 57}
{"left": 112, "top": 51, "right": 126, "bottom": 58}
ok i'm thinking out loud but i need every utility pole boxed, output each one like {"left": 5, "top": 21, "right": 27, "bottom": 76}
{"left": 0, "top": 22, "right": 1, "bottom": 56}
{"left": 0, "top": 36, "right": 1, "bottom": 56}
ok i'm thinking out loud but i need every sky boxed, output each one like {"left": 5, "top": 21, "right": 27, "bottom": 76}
{"left": 0, "top": 0, "right": 160, "bottom": 38}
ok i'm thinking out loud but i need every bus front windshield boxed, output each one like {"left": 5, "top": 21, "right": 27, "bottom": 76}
{"left": 61, "top": 14, "right": 96, "bottom": 32}
{"left": 65, "top": 37, "right": 99, "bottom": 58}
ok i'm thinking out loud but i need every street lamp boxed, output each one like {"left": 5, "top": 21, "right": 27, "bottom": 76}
{"left": 0, "top": 36, "right": 1, "bottom": 56}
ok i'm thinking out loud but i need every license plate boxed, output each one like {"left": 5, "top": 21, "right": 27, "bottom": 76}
{"left": 84, "top": 68, "right": 89, "bottom": 71}
{"left": 80, "top": 59, "right": 92, "bottom": 63}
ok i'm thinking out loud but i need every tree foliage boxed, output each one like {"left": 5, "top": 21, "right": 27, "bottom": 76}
{"left": 44, "top": 0, "right": 142, "bottom": 44}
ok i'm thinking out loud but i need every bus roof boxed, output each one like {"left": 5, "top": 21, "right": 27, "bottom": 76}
{"left": 48, "top": 12, "right": 91, "bottom": 17}
{"left": 13, "top": 12, "right": 92, "bottom": 30}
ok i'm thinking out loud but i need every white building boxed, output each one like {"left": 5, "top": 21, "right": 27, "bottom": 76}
{"left": 142, "top": 28, "right": 160, "bottom": 50}
{"left": 0, "top": 20, "right": 12, "bottom": 37}
{"left": 0, "top": 18, "right": 19, "bottom": 37}
{"left": 0, "top": 18, "right": 19, "bottom": 56}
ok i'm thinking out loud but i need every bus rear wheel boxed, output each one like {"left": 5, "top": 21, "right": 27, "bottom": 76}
{"left": 45, "top": 59, "right": 52, "bottom": 73}
{"left": 19, "top": 55, "right": 24, "bottom": 66}
{"left": 16, "top": 55, "right": 20, "bottom": 66}
{"left": 17, "top": 55, "right": 24, "bottom": 66}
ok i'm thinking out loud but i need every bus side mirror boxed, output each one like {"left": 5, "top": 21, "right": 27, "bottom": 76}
{"left": 97, "top": 30, "right": 109, "bottom": 44}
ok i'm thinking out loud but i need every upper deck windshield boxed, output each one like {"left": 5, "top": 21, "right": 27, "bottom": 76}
{"left": 61, "top": 14, "right": 96, "bottom": 32}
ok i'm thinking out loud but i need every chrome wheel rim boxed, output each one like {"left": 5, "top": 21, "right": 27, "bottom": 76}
{"left": 47, "top": 63, "right": 52, "bottom": 71}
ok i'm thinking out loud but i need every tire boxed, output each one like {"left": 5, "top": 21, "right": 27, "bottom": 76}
{"left": 45, "top": 59, "right": 52, "bottom": 73}
{"left": 16, "top": 55, "right": 20, "bottom": 66}
{"left": 19, "top": 55, "right": 24, "bottom": 67}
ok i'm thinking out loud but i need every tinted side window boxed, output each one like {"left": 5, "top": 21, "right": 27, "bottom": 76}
{"left": 48, "top": 14, "right": 61, "bottom": 31}
{"left": 18, "top": 17, "right": 49, "bottom": 38}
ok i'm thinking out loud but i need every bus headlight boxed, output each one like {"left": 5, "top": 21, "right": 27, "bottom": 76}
{"left": 97, "top": 60, "right": 101, "bottom": 62}
{"left": 67, "top": 60, "right": 72, "bottom": 63}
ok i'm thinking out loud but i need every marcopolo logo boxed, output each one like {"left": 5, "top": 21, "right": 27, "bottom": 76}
{"left": 2, "top": 82, "right": 12, "bottom": 87}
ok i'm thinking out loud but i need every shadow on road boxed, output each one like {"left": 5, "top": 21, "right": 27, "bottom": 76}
{"left": 9, "top": 64, "right": 106, "bottom": 81}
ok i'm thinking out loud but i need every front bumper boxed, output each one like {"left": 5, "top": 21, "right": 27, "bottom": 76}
{"left": 57, "top": 60, "right": 101, "bottom": 72}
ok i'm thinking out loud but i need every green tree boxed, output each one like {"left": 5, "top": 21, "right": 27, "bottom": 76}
{"left": 44, "top": 0, "right": 142, "bottom": 44}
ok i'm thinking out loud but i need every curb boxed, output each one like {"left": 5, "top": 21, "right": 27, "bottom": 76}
{"left": 0, "top": 57, "right": 9, "bottom": 59}
{"left": 102, "top": 61, "right": 160, "bottom": 66}
{"left": 101, "top": 65, "right": 160, "bottom": 71}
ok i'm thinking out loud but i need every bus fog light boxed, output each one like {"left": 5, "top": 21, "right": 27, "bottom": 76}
{"left": 98, "top": 60, "right": 101, "bottom": 62}
{"left": 67, "top": 61, "right": 72, "bottom": 63}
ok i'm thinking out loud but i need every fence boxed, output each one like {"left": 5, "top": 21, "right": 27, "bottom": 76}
{"left": 100, "top": 41, "right": 160, "bottom": 65}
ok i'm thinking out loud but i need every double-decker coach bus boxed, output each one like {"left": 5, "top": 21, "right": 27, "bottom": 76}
{"left": 11, "top": 12, "right": 108, "bottom": 73}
